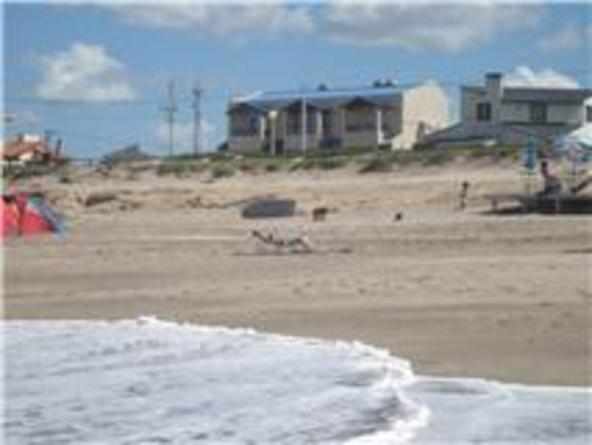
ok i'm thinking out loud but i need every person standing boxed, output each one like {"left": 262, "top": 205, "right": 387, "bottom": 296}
{"left": 459, "top": 181, "right": 470, "bottom": 211}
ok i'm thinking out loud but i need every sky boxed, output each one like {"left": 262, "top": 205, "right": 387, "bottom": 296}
{"left": 3, "top": 1, "right": 591, "bottom": 158}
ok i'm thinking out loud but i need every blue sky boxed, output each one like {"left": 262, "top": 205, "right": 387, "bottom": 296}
{"left": 3, "top": 1, "right": 591, "bottom": 158}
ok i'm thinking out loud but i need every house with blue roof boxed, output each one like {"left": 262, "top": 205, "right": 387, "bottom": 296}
{"left": 226, "top": 80, "right": 449, "bottom": 154}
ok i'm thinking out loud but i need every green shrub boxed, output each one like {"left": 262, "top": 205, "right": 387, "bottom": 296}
{"left": 465, "top": 147, "right": 493, "bottom": 160}
{"left": 317, "top": 157, "right": 347, "bottom": 170}
{"left": 497, "top": 146, "right": 521, "bottom": 160}
{"left": 237, "top": 160, "right": 258, "bottom": 173}
{"left": 391, "top": 151, "right": 419, "bottom": 166}
{"left": 358, "top": 155, "right": 393, "bottom": 173}
{"left": 157, "top": 160, "right": 209, "bottom": 176}
{"left": 295, "top": 158, "right": 317, "bottom": 170}
{"left": 421, "top": 151, "right": 455, "bottom": 166}
{"left": 157, "top": 161, "right": 179, "bottom": 176}
{"left": 211, "top": 164, "right": 235, "bottom": 178}
{"left": 264, "top": 162, "right": 281, "bottom": 173}
{"left": 187, "top": 162, "right": 209, "bottom": 174}
{"left": 3, "top": 163, "right": 55, "bottom": 180}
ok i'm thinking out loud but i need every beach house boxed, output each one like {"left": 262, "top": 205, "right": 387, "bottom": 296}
{"left": 422, "top": 72, "right": 592, "bottom": 147}
{"left": 1, "top": 134, "right": 61, "bottom": 165}
{"left": 226, "top": 81, "right": 449, "bottom": 154}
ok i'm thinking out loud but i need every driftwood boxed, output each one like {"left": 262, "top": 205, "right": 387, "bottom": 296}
{"left": 251, "top": 230, "right": 312, "bottom": 253}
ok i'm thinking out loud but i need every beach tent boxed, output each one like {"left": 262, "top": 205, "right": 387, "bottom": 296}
{"left": 2, "top": 192, "right": 64, "bottom": 237}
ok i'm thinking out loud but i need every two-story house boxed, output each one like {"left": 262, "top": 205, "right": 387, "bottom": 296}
{"left": 422, "top": 72, "right": 592, "bottom": 147}
{"left": 227, "top": 81, "right": 449, "bottom": 154}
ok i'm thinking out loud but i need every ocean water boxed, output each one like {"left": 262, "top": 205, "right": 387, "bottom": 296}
{"left": 3, "top": 318, "right": 591, "bottom": 445}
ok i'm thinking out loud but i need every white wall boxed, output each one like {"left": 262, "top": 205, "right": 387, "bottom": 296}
{"left": 399, "top": 83, "right": 449, "bottom": 149}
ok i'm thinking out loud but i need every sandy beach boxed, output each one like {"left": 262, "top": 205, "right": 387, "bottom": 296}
{"left": 4, "top": 162, "right": 591, "bottom": 386}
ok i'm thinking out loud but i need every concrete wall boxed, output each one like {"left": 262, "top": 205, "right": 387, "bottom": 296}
{"left": 228, "top": 135, "right": 263, "bottom": 152}
{"left": 398, "top": 83, "right": 449, "bottom": 149}
{"left": 500, "top": 103, "right": 529, "bottom": 122}
{"left": 342, "top": 130, "right": 379, "bottom": 148}
{"left": 228, "top": 109, "right": 265, "bottom": 152}
{"left": 461, "top": 88, "right": 492, "bottom": 123}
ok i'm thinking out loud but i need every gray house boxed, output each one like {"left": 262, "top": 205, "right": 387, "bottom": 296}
{"left": 227, "top": 81, "right": 448, "bottom": 154}
{"left": 423, "top": 72, "right": 592, "bottom": 147}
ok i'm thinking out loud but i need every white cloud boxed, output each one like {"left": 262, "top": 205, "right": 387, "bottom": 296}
{"left": 107, "top": 3, "right": 313, "bottom": 39}
{"left": 537, "top": 22, "right": 590, "bottom": 52}
{"left": 36, "top": 43, "right": 136, "bottom": 101}
{"left": 504, "top": 66, "right": 580, "bottom": 89}
{"left": 320, "top": 1, "right": 542, "bottom": 52}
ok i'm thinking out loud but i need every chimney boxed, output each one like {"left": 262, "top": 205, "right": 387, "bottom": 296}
{"left": 485, "top": 72, "right": 503, "bottom": 122}
{"left": 485, "top": 72, "right": 503, "bottom": 99}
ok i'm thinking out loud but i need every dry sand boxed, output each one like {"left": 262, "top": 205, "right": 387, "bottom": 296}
{"left": 4, "top": 163, "right": 591, "bottom": 386}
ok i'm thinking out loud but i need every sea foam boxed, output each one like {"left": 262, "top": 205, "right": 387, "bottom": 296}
{"left": 3, "top": 318, "right": 591, "bottom": 444}
{"left": 3, "top": 318, "right": 425, "bottom": 445}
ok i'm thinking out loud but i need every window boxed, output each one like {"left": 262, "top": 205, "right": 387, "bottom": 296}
{"left": 381, "top": 107, "right": 398, "bottom": 137}
{"left": 230, "top": 112, "right": 259, "bottom": 136}
{"left": 586, "top": 106, "right": 592, "bottom": 123}
{"left": 530, "top": 102, "right": 547, "bottom": 123}
{"left": 345, "top": 104, "right": 376, "bottom": 132}
{"left": 286, "top": 109, "right": 316, "bottom": 135}
{"left": 476, "top": 102, "right": 491, "bottom": 121}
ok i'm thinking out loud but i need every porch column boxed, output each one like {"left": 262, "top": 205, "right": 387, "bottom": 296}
{"left": 376, "top": 107, "right": 383, "bottom": 145}
{"left": 259, "top": 116, "right": 266, "bottom": 139}
{"left": 316, "top": 110, "right": 323, "bottom": 137}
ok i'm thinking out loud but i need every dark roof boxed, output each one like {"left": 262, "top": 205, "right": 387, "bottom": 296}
{"left": 229, "top": 85, "right": 402, "bottom": 112}
{"left": 502, "top": 88, "right": 592, "bottom": 103}
{"left": 2, "top": 139, "right": 53, "bottom": 160}
{"left": 463, "top": 85, "right": 592, "bottom": 103}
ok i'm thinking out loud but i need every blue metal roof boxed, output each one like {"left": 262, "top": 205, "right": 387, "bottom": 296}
{"left": 231, "top": 85, "right": 401, "bottom": 112}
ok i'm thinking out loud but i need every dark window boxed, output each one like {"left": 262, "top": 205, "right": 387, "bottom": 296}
{"left": 230, "top": 112, "right": 259, "bottom": 136}
{"left": 476, "top": 103, "right": 491, "bottom": 121}
{"left": 345, "top": 104, "right": 376, "bottom": 132}
{"left": 530, "top": 102, "right": 547, "bottom": 123}
{"left": 286, "top": 109, "right": 316, "bottom": 135}
{"left": 321, "top": 110, "right": 332, "bottom": 136}
{"left": 586, "top": 106, "right": 592, "bottom": 123}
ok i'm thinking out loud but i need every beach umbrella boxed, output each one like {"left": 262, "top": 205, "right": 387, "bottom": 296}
{"left": 554, "top": 125, "right": 592, "bottom": 154}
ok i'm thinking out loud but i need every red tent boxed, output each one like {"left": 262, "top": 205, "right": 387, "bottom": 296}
{"left": 2, "top": 192, "right": 63, "bottom": 237}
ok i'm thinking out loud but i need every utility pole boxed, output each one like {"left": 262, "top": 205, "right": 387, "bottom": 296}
{"left": 301, "top": 92, "right": 307, "bottom": 155}
{"left": 43, "top": 129, "right": 56, "bottom": 148}
{"left": 161, "top": 80, "right": 177, "bottom": 157}
{"left": 192, "top": 80, "right": 203, "bottom": 155}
